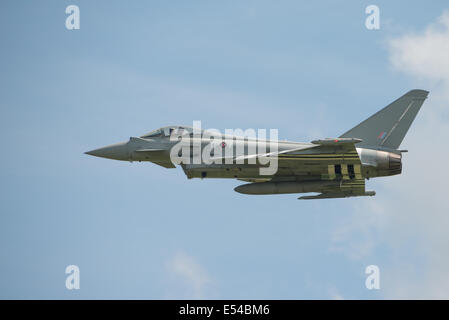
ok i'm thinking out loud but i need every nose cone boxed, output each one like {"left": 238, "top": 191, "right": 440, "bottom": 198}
{"left": 85, "top": 142, "right": 129, "bottom": 161}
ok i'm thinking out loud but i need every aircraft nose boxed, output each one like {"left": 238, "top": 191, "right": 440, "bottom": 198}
{"left": 85, "top": 141, "right": 129, "bottom": 161}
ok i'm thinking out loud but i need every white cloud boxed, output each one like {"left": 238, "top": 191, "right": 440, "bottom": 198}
{"left": 166, "top": 252, "right": 214, "bottom": 299}
{"left": 331, "top": 11, "right": 449, "bottom": 299}
{"left": 328, "top": 287, "right": 344, "bottom": 300}
{"left": 389, "top": 12, "right": 449, "bottom": 83}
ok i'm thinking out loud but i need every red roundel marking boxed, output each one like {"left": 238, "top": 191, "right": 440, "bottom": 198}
{"left": 221, "top": 142, "right": 226, "bottom": 148}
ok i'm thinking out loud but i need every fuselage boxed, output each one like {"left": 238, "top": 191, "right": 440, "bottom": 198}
{"left": 86, "top": 128, "right": 402, "bottom": 182}
{"left": 85, "top": 90, "right": 428, "bottom": 199}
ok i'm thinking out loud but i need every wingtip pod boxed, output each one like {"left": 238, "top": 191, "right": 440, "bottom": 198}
{"left": 311, "top": 138, "right": 362, "bottom": 145}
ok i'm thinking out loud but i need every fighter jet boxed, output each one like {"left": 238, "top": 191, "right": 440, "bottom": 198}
{"left": 85, "top": 89, "right": 428, "bottom": 199}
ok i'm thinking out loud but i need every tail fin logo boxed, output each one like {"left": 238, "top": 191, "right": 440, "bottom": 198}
{"left": 377, "top": 131, "right": 386, "bottom": 140}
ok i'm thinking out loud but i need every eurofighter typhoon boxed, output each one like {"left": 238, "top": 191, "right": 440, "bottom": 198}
{"left": 86, "top": 90, "right": 428, "bottom": 199}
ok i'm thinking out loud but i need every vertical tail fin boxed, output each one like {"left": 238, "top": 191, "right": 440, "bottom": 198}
{"left": 339, "top": 89, "right": 429, "bottom": 149}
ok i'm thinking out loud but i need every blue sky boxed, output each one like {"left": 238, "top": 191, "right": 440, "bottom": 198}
{"left": 1, "top": 1, "right": 449, "bottom": 299}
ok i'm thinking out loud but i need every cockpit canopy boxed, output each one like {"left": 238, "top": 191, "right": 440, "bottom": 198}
{"left": 140, "top": 126, "right": 194, "bottom": 139}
